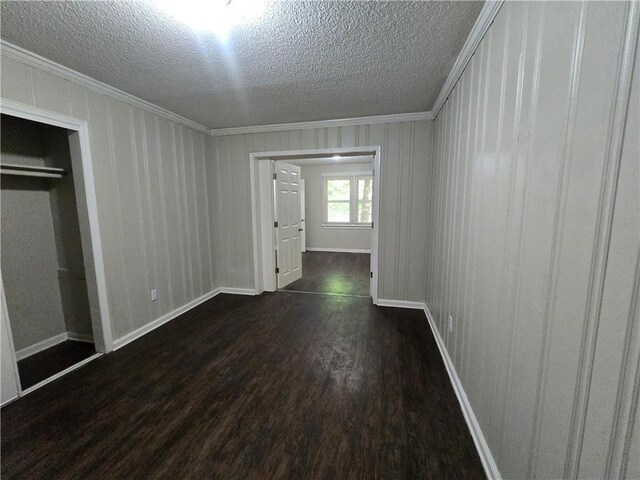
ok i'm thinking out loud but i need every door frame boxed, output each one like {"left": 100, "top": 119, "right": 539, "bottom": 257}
{"left": 0, "top": 99, "right": 114, "bottom": 403}
{"left": 249, "top": 146, "right": 382, "bottom": 303}
{"left": 300, "top": 178, "right": 306, "bottom": 253}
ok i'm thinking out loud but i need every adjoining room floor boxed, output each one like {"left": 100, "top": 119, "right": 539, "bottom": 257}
{"left": 281, "top": 251, "right": 371, "bottom": 296}
{"left": 17, "top": 340, "right": 96, "bottom": 390}
{"left": 1, "top": 292, "right": 484, "bottom": 479}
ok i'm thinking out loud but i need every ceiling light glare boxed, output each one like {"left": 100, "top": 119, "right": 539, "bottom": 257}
{"left": 332, "top": 155, "right": 341, "bottom": 160}
{"left": 153, "top": 0, "right": 268, "bottom": 39}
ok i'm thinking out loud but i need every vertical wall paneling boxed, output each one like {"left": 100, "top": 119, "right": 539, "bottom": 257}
{"left": 213, "top": 120, "right": 433, "bottom": 302}
{"left": 138, "top": 110, "right": 162, "bottom": 318}
{"left": 427, "top": 2, "right": 639, "bottom": 478}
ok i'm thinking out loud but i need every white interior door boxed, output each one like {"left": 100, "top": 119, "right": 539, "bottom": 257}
{"left": 274, "top": 161, "right": 303, "bottom": 288}
{"left": 300, "top": 179, "right": 306, "bottom": 253}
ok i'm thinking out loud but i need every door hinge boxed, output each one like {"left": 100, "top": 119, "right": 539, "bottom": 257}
{"left": 275, "top": 267, "right": 279, "bottom": 274}
{"left": 274, "top": 221, "right": 278, "bottom": 228}
{"left": 371, "top": 221, "right": 374, "bottom": 229}
{"left": 273, "top": 173, "right": 277, "bottom": 180}
{"left": 370, "top": 272, "right": 373, "bottom": 278}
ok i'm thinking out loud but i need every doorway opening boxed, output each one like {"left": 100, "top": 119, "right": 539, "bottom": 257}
{"left": 249, "top": 147, "right": 381, "bottom": 302}
{"left": 1, "top": 102, "right": 112, "bottom": 405}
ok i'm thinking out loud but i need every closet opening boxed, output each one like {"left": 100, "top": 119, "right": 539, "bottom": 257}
{"left": 1, "top": 113, "right": 101, "bottom": 392}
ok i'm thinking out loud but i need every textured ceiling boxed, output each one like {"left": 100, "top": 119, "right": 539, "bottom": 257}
{"left": 0, "top": 1, "right": 483, "bottom": 129}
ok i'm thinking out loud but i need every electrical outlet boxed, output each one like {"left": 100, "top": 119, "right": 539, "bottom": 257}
{"left": 151, "top": 289, "right": 158, "bottom": 302}
{"left": 448, "top": 315, "right": 453, "bottom": 333}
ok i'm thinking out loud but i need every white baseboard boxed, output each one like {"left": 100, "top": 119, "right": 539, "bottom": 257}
{"left": 305, "top": 247, "right": 371, "bottom": 254}
{"left": 67, "top": 331, "right": 94, "bottom": 343}
{"left": 112, "top": 288, "right": 222, "bottom": 350}
{"left": 376, "top": 298, "right": 425, "bottom": 309}
{"left": 19, "top": 352, "right": 102, "bottom": 397}
{"left": 15, "top": 333, "right": 68, "bottom": 360}
{"left": 422, "top": 304, "right": 501, "bottom": 480}
{"left": 219, "top": 287, "right": 258, "bottom": 296}
{"left": 15, "top": 331, "right": 95, "bottom": 360}
{"left": 372, "top": 298, "right": 501, "bottom": 479}
{"left": 111, "top": 287, "right": 258, "bottom": 350}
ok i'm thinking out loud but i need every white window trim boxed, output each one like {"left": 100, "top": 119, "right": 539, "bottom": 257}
{"left": 322, "top": 171, "right": 373, "bottom": 228}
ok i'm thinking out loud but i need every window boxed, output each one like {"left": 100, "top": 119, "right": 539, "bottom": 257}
{"left": 323, "top": 172, "right": 373, "bottom": 226}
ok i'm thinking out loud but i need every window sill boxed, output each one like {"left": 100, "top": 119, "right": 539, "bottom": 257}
{"left": 322, "top": 223, "right": 372, "bottom": 230}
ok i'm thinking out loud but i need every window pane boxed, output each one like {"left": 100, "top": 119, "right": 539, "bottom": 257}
{"left": 358, "top": 201, "right": 372, "bottom": 223}
{"left": 327, "top": 179, "right": 350, "bottom": 201}
{"left": 358, "top": 177, "right": 373, "bottom": 202}
{"left": 328, "top": 202, "right": 350, "bottom": 223}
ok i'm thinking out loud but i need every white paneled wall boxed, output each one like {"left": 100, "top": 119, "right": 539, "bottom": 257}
{"left": 426, "top": 2, "right": 639, "bottom": 478}
{"left": 213, "top": 120, "right": 431, "bottom": 302}
{"left": 1, "top": 51, "right": 220, "bottom": 344}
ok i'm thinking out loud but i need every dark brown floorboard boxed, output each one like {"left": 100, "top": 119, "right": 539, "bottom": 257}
{"left": 282, "top": 251, "right": 371, "bottom": 296}
{"left": 1, "top": 292, "right": 484, "bottom": 479}
{"left": 17, "top": 340, "right": 96, "bottom": 390}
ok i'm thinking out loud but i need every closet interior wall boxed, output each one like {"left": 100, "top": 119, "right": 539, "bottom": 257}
{"left": 1, "top": 114, "right": 92, "bottom": 353}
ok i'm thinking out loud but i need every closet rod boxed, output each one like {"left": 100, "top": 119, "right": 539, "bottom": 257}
{"left": 0, "top": 163, "right": 66, "bottom": 179}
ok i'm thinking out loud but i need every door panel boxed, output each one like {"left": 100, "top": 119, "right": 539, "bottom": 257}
{"left": 275, "top": 162, "right": 302, "bottom": 288}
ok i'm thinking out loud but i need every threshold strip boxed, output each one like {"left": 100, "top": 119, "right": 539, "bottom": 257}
{"left": 277, "top": 289, "right": 371, "bottom": 299}
{"left": 19, "top": 352, "right": 103, "bottom": 398}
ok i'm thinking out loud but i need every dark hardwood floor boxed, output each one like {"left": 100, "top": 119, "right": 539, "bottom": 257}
{"left": 17, "top": 340, "right": 96, "bottom": 390}
{"left": 1, "top": 292, "right": 484, "bottom": 479}
{"left": 282, "top": 251, "right": 371, "bottom": 296}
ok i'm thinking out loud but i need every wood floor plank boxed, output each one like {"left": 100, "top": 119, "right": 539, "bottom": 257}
{"left": 1, "top": 292, "right": 484, "bottom": 479}
{"left": 17, "top": 340, "right": 96, "bottom": 390}
{"left": 282, "top": 252, "right": 371, "bottom": 296}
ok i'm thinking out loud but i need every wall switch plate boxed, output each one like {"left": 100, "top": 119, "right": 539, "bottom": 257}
{"left": 448, "top": 315, "right": 453, "bottom": 333}
{"left": 151, "top": 289, "right": 158, "bottom": 302}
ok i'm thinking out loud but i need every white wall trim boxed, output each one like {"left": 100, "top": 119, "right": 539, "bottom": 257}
{"left": 431, "top": 0, "right": 504, "bottom": 117}
{"left": 0, "top": 41, "right": 211, "bottom": 134}
{"left": 112, "top": 288, "right": 222, "bottom": 350}
{"left": 422, "top": 304, "right": 501, "bottom": 479}
{"left": 321, "top": 171, "right": 373, "bottom": 178}
{"left": 250, "top": 146, "right": 381, "bottom": 302}
{"left": 67, "top": 332, "right": 94, "bottom": 343}
{"left": 15, "top": 331, "right": 96, "bottom": 361}
{"left": 211, "top": 112, "right": 433, "bottom": 136}
{"left": 19, "top": 352, "right": 103, "bottom": 398}
{"left": 373, "top": 298, "right": 501, "bottom": 479}
{"left": 15, "top": 333, "right": 68, "bottom": 361}
{"left": 306, "top": 247, "right": 371, "bottom": 254}
{"left": 376, "top": 299, "right": 425, "bottom": 309}
{"left": 112, "top": 287, "right": 260, "bottom": 350}
{"left": 219, "top": 287, "right": 258, "bottom": 296}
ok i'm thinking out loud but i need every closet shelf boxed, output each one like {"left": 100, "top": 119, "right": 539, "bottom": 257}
{"left": 0, "top": 163, "right": 66, "bottom": 179}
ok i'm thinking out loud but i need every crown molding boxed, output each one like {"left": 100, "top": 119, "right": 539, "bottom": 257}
{"left": 0, "top": 40, "right": 211, "bottom": 134}
{"left": 210, "top": 111, "right": 434, "bottom": 136}
{"left": 431, "top": 0, "right": 504, "bottom": 118}
{"left": 2, "top": 0, "right": 497, "bottom": 136}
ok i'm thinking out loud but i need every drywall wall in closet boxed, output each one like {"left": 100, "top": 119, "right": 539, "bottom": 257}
{"left": 1, "top": 114, "right": 92, "bottom": 351}
{"left": 1, "top": 116, "right": 66, "bottom": 350}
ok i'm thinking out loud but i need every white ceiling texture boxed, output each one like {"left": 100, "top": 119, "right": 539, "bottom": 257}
{"left": 0, "top": 1, "right": 483, "bottom": 129}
